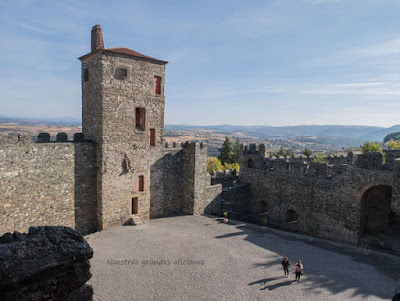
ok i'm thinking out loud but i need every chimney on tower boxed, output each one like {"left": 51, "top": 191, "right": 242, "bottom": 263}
{"left": 91, "top": 25, "right": 104, "bottom": 52}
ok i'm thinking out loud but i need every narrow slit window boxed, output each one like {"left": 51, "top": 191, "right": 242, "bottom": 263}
{"left": 149, "top": 128, "right": 156, "bottom": 146}
{"left": 154, "top": 76, "right": 161, "bottom": 95}
{"left": 135, "top": 108, "right": 146, "bottom": 130}
{"left": 138, "top": 176, "right": 144, "bottom": 192}
{"left": 83, "top": 68, "right": 89, "bottom": 82}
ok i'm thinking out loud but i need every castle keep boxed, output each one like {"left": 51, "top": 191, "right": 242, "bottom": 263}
{"left": 0, "top": 25, "right": 221, "bottom": 235}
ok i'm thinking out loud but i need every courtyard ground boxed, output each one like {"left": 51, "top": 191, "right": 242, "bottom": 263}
{"left": 86, "top": 215, "right": 399, "bottom": 301}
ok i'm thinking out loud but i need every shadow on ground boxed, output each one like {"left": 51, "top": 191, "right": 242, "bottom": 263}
{"left": 211, "top": 217, "right": 399, "bottom": 300}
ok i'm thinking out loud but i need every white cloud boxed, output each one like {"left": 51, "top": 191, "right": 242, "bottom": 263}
{"left": 345, "top": 39, "right": 400, "bottom": 57}
{"left": 300, "top": 81, "right": 400, "bottom": 96}
{"left": 333, "top": 82, "right": 385, "bottom": 88}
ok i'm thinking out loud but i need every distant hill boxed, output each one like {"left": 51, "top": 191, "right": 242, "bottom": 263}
{"left": 1, "top": 116, "right": 398, "bottom": 142}
{"left": 360, "top": 125, "right": 400, "bottom": 141}
{"left": 0, "top": 116, "right": 81, "bottom": 127}
{"left": 165, "top": 124, "right": 394, "bottom": 141}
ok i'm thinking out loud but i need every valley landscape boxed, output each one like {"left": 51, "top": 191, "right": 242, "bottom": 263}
{"left": 2, "top": 116, "right": 398, "bottom": 157}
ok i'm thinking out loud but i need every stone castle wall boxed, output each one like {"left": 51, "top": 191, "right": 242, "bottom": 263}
{"left": 237, "top": 144, "right": 397, "bottom": 243}
{"left": 0, "top": 134, "right": 97, "bottom": 235}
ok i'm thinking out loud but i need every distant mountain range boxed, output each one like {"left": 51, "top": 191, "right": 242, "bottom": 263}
{"left": 0, "top": 116, "right": 81, "bottom": 127}
{"left": 165, "top": 124, "right": 400, "bottom": 142}
{"left": 0, "top": 116, "right": 398, "bottom": 142}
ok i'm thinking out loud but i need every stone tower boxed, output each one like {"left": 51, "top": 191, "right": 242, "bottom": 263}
{"left": 79, "top": 25, "right": 168, "bottom": 229}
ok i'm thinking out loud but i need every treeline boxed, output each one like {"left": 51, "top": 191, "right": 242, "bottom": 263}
{"left": 207, "top": 137, "right": 240, "bottom": 173}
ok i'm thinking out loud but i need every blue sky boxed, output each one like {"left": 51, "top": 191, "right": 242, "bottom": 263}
{"left": 1, "top": 0, "right": 400, "bottom": 126}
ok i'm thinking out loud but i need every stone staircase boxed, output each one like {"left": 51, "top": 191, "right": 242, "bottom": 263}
{"left": 130, "top": 215, "right": 144, "bottom": 225}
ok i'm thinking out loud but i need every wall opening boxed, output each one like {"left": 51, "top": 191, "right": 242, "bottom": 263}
{"left": 132, "top": 197, "right": 138, "bottom": 215}
{"left": 83, "top": 68, "right": 89, "bottom": 82}
{"left": 138, "top": 176, "right": 144, "bottom": 192}
{"left": 115, "top": 67, "right": 128, "bottom": 80}
{"left": 360, "top": 185, "right": 392, "bottom": 235}
{"left": 259, "top": 201, "right": 268, "bottom": 213}
{"left": 149, "top": 128, "right": 156, "bottom": 146}
{"left": 154, "top": 76, "right": 161, "bottom": 95}
{"left": 135, "top": 108, "right": 146, "bottom": 130}
{"left": 286, "top": 209, "right": 298, "bottom": 222}
{"left": 247, "top": 158, "right": 254, "bottom": 168}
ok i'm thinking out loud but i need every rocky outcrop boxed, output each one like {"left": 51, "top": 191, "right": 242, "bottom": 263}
{"left": 0, "top": 226, "right": 93, "bottom": 301}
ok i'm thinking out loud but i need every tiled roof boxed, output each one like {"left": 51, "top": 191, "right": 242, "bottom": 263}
{"left": 79, "top": 47, "right": 168, "bottom": 64}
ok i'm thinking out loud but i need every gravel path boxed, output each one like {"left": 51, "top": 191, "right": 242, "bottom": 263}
{"left": 86, "top": 215, "right": 399, "bottom": 301}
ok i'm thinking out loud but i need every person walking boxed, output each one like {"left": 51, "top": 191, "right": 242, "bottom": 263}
{"left": 281, "top": 257, "right": 290, "bottom": 278}
{"left": 294, "top": 260, "right": 303, "bottom": 282}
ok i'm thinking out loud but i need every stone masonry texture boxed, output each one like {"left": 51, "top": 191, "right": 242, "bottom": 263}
{"left": 0, "top": 136, "right": 97, "bottom": 235}
{"left": 234, "top": 144, "right": 400, "bottom": 244}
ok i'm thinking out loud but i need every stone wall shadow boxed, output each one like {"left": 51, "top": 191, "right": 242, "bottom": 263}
{"left": 74, "top": 143, "right": 98, "bottom": 235}
{"left": 150, "top": 151, "right": 184, "bottom": 219}
{"left": 211, "top": 218, "right": 399, "bottom": 300}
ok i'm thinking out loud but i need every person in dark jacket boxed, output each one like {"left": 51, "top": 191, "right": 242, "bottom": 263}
{"left": 281, "top": 257, "right": 290, "bottom": 278}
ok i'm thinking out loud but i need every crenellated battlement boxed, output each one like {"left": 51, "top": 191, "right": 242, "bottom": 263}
{"left": 0, "top": 132, "right": 92, "bottom": 145}
{"left": 242, "top": 145, "right": 400, "bottom": 177}
{"left": 210, "top": 169, "right": 239, "bottom": 187}
{"left": 179, "top": 141, "right": 208, "bottom": 153}
{"left": 36, "top": 132, "right": 88, "bottom": 143}
{"left": 163, "top": 141, "right": 183, "bottom": 149}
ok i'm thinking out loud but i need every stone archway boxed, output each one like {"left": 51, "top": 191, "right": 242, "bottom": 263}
{"left": 360, "top": 185, "right": 392, "bottom": 235}
{"left": 286, "top": 209, "right": 298, "bottom": 222}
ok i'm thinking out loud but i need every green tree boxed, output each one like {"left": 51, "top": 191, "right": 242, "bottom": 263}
{"left": 232, "top": 138, "right": 241, "bottom": 164}
{"left": 223, "top": 162, "right": 240, "bottom": 171}
{"left": 313, "top": 154, "right": 326, "bottom": 163}
{"left": 303, "top": 148, "right": 313, "bottom": 158}
{"left": 218, "top": 136, "right": 233, "bottom": 165}
{"left": 285, "top": 150, "right": 294, "bottom": 159}
{"left": 361, "top": 141, "right": 382, "bottom": 153}
{"left": 207, "top": 157, "right": 223, "bottom": 173}
{"left": 387, "top": 139, "right": 400, "bottom": 150}
{"left": 276, "top": 147, "right": 285, "bottom": 157}
{"left": 270, "top": 147, "right": 294, "bottom": 159}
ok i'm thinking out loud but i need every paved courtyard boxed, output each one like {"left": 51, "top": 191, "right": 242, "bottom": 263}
{"left": 86, "top": 215, "right": 399, "bottom": 301}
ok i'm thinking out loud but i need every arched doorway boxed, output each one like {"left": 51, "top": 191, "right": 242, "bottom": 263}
{"left": 259, "top": 200, "right": 268, "bottom": 214}
{"left": 286, "top": 209, "right": 298, "bottom": 222}
{"left": 360, "top": 185, "right": 392, "bottom": 235}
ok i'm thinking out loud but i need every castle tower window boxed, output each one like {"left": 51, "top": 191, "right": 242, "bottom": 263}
{"left": 247, "top": 158, "right": 254, "bottom": 168}
{"left": 286, "top": 209, "right": 298, "bottom": 222}
{"left": 149, "top": 128, "right": 156, "bottom": 146}
{"left": 132, "top": 197, "right": 138, "bottom": 214}
{"left": 154, "top": 76, "right": 161, "bottom": 95}
{"left": 115, "top": 67, "right": 128, "bottom": 80}
{"left": 83, "top": 68, "right": 89, "bottom": 82}
{"left": 138, "top": 176, "right": 144, "bottom": 192}
{"left": 135, "top": 108, "right": 146, "bottom": 130}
